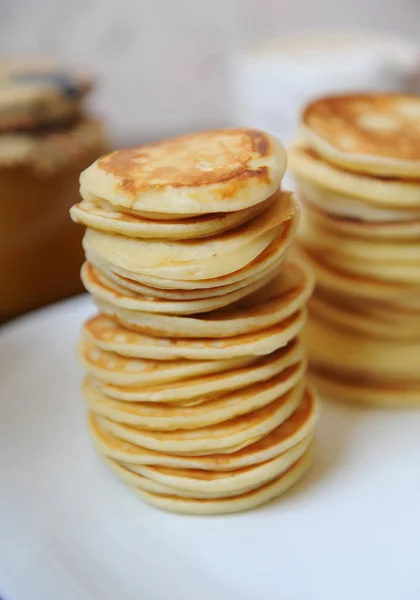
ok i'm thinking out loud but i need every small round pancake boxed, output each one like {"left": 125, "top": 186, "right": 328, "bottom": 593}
{"left": 78, "top": 339, "right": 255, "bottom": 386}
{"left": 289, "top": 143, "right": 420, "bottom": 208}
{"left": 304, "top": 316, "right": 420, "bottom": 382}
{"left": 316, "top": 247, "right": 420, "bottom": 285}
{"left": 79, "top": 128, "right": 287, "bottom": 215}
{"left": 88, "top": 388, "right": 319, "bottom": 471}
{"left": 302, "top": 200, "right": 420, "bottom": 242}
{"left": 83, "top": 361, "right": 306, "bottom": 429}
{"left": 310, "top": 368, "right": 420, "bottom": 408}
{"left": 102, "top": 437, "right": 311, "bottom": 499}
{"left": 85, "top": 212, "right": 298, "bottom": 290}
{"left": 95, "top": 259, "right": 314, "bottom": 339}
{"left": 82, "top": 195, "right": 291, "bottom": 281}
{"left": 95, "top": 380, "right": 305, "bottom": 455}
{"left": 70, "top": 192, "right": 281, "bottom": 239}
{"left": 89, "top": 388, "right": 318, "bottom": 469}
{"left": 130, "top": 450, "right": 312, "bottom": 514}
{"left": 94, "top": 256, "right": 285, "bottom": 300}
{"left": 81, "top": 260, "right": 280, "bottom": 316}
{"left": 300, "top": 210, "right": 420, "bottom": 262}
{"left": 301, "top": 94, "right": 420, "bottom": 178}
{"left": 92, "top": 340, "right": 305, "bottom": 403}
{"left": 88, "top": 387, "right": 318, "bottom": 470}
{"left": 298, "top": 247, "right": 420, "bottom": 306}
{"left": 82, "top": 310, "right": 306, "bottom": 361}
{"left": 309, "top": 294, "right": 420, "bottom": 341}
{"left": 296, "top": 176, "right": 420, "bottom": 233}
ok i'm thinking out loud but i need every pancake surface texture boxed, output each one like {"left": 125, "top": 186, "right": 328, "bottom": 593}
{"left": 301, "top": 93, "right": 420, "bottom": 177}
{"left": 80, "top": 128, "right": 287, "bottom": 215}
{"left": 71, "top": 127, "right": 316, "bottom": 514}
{"left": 291, "top": 93, "right": 420, "bottom": 407}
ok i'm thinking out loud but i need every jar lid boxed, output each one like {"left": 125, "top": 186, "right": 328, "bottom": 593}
{"left": 0, "top": 59, "right": 93, "bottom": 132}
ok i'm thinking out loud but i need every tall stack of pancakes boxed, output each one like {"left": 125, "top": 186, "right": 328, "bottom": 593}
{"left": 70, "top": 128, "right": 318, "bottom": 514}
{"left": 289, "top": 94, "right": 420, "bottom": 407}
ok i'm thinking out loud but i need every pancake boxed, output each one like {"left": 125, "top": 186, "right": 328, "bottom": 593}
{"left": 296, "top": 176, "right": 420, "bottom": 243}
{"left": 79, "top": 128, "right": 287, "bottom": 215}
{"left": 299, "top": 215, "right": 420, "bottom": 287}
{"left": 85, "top": 212, "right": 298, "bottom": 290}
{"left": 129, "top": 450, "right": 312, "bottom": 515}
{"left": 81, "top": 259, "right": 281, "bottom": 316}
{"left": 94, "top": 255, "right": 285, "bottom": 300}
{"left": 92, "top": 340, "right": 305, "bottom": 403}
{"left": 95, "top": 380, "right": 306, "bottom": 455}
{"left": 78, "top": 339, "right": 256, "bottom": 386}
{"left": 300, "top": 211, "right": 420, "bottom": 264}
{"left": 82, "top": 195, "right": 292, "bottom": 281}
{"left": 288, "top": 143, "right": 420, "bottom": 209}
{"left": 298, "top": 247, "right": 420, "bottom": 306}
{"left": 304, "top": 316, "right": 420, "bottom": 382}
{"left": 88, "top": 387, "right": 318, "bottom": 470}
{"left": 83, "top": 360, "right": 306, "bottom": 429}
{"left": 102, "top": 437, "right": 311, "bottom": 499}
{"left": 94, "top": 259, "right": 314, "bottom": 338}
{"left": 318, "top": 249, "right": 420, "bottom": 285}
{"left": 82, "top": 310, "right": 306, "bottom": 361}
{"left": 311, "top": 368, "right": 420, "bottom": 408}
{"left": 70, "top": 191, "right": 280, "bottom": 239}
{"left": 309, "top": 294, "right": 420, "bottom": 341}
{"left": 302, "top": 200, "right": 420, "bottom": 242}
{"left": 301, "top": 93, "right": 420, "bottom": 177}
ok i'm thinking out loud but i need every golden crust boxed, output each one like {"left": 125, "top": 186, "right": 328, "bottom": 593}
{"left": 303, "top": 94, "right": 420, "bottom": 161}
{"left": 100, "top": 129, "right": 272, "bottom": 189}
{"left": 301, "top": 94, "right": 420, "bottom": 177}
{"left": 80, "top": 128, "right": 286, "bottom": 214}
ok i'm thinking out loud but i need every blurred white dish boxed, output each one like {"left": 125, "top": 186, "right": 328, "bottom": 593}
{"left": 0, "top": 295, "right": 420, "bottom": 600}
{"left": 229, "top": 30, "right": 420, "bottom": 144}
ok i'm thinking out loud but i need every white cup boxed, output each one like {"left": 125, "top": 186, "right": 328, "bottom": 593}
{"left": 229, "top": 30, "right": 420, "bottom": 144}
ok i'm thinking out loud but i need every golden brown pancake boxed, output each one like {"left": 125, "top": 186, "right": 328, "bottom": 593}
{"left": 85, "top": 211, "right": 298, "bottom": 291}
{"left": 301, "top": 93, "right": 420, "bottom": 177}
{"left": 92, "top": 259, "right": 314, "bottom": 339}
{"left": 298, "top": 246, "right": 420, "bottom": 306}
{"left": 289, "top": 143, "right": 420, "bottom": 208}
{"left": 304, "top": 314, "right": 420, "bottom": 382}
{"left": 70, "top": 192, "right": 280, "bottom": 239}
{"left": 79, "top": 128, "right": 287, "bottom": 215}
{"left": 82, "top": 360, "right": 305, "bottom": 429}
{"left": 87, "top": 387, "right": 318, "bottom": 470}
{"left": 81, "top": 259, "right": 280, "bottom": 316}
{"left": 311, "top": 366, "right": 420, "bottom": 408}
{"left": 128, "top": 450, "right": 313, "bottom": 514}
{"left": 303, "top": 201, "right": 420, "bottom": 242}
{"left": 103, "top": 437, "right": 311, "bottom": 499}
{"left": 94, "top": 380, "right": 306, "bottom": 455}
{"left": 82, "top": 310, "right": 306, "bottom": 361}
{"left": 309, "top": 293, "right": 420, "bottom": 341}
{"left": 89, "top": 340, "right": 305, "bottom": 404}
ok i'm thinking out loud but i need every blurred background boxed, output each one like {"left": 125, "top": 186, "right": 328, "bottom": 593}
{"left": 1, "top": 0, "right": 419, "bottom": 321}
{"left": 1, "top": 0, "right": 419, "bottom": 145}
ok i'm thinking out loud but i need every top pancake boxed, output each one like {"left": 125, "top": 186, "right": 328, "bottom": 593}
{"left": 79, "top": 128, "right": 287, "bottom": 216}
{"left": 301, "top": 94, "right": 420, "bottom": 178}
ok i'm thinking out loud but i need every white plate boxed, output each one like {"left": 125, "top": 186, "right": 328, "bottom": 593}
{"left": 1, "top": 296, "right": 419, "bottom": 600}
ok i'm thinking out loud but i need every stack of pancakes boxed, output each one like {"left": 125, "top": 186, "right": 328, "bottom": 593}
{"left": 289, "top": 94, "right": 420, "bottom": 407}
{"left": 71, "top": 128, "right": 318, "bottom": 514}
